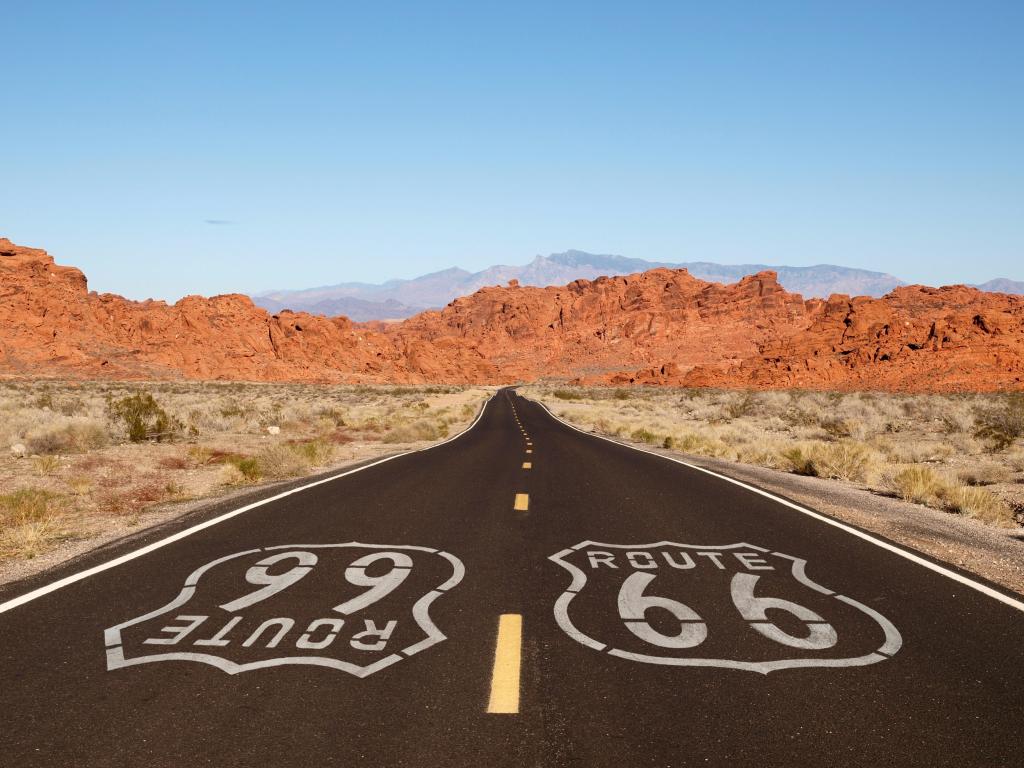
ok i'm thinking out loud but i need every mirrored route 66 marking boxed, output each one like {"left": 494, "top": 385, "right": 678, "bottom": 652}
{"left": 105, "top": 544, "right": 464, "bottom": 677}
{"left": 550, "top": 541, "right": 902, "bottom": 674}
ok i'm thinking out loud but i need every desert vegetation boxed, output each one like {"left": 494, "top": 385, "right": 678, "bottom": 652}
{"left": 0, "top": 381, "right": 490, "bottom": 564}
{"left": 525, "top": 386, "right": 1024, "bottom": 528}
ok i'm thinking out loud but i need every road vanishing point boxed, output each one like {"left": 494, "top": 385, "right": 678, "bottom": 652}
{"left": 1, "top": 389, "right": 1022, "bottom": 767}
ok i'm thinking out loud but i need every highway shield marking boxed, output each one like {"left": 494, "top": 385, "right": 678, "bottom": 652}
{"left": 105, "top": 543, "right": 464, "bottom": 677}
{"left": 550, "top": 541, "right": 901, "bottom": 674}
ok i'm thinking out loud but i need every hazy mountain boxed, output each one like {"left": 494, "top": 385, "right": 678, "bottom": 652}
{"left": 254, "top": 293, "right": 421, "bottom": 322}
{"left": 253, "top": 250, "right": 909, "bottom": 319}
{"left": 973, "top": 278, "right": 1024, "bottom": 295}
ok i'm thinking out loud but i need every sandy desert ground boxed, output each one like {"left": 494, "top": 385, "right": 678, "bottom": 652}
{"left": 0, "top": 381, "right": 492, "bottom": 582}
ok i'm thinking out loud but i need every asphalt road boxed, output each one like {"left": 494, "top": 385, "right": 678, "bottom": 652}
{"left": 1, "top": 388, "right": 1022, "bottom": 767}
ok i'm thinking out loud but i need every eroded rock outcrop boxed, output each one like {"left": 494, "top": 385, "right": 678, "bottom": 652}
{"left": 3, "top": 238, "right": 1023, "bottom": 391}
{"left": 682, "top": 285, "right": 1024, "bottom": 391}
{"left": 392, "top": 269, "right": 811, "bottom": 381}
{"left": 0, "top": 239, "right": 418, "bottom": 382}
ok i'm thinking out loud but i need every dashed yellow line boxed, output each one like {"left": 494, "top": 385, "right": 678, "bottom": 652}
{"left": 487, "top": 614, "right": 522, "bottom": 714}
{"left": 525, "top": 449, "right": 532, "bottom": 454}
{"left": 514, "top": 493, "right": 529, "bottom": 511}
{"left": 522, "top": 461, "right": 532, "bottom": 469}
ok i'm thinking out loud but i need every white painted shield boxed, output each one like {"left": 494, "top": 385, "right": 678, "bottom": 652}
{"left": 105, "top": 543, "right": 464, "bottom": 677}
{"left": 550, "top": 541, "right": 902, "bottom": 674}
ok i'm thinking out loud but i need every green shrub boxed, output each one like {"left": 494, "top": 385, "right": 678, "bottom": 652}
{"left": 230, "top": 456, "right": 262, "bottom": 482}
{"left": 630, "top": 428, "right": 659, "bottom": 445}
{"left": 382, "top": 420, "right": 442, "bottom": 443}
{"left": 674, "top": 432, "right": 729, "bottom": 457}
{"left": 34, "top": 391, "right": 55, "bottom": 410}
{"left": 780, "top": 446, "right": 816, "bottom": 475}
{"left": 819, "top": 417, "right": 853, "bottom": 439}
{"left": 219, "top": 400, "right": 253, "bottom": 419}
{"left": 552, "top": 389, "right": 582, "bottom": 401}
{"left": 256, "top": 445, "right": 309, "bottom": 478}
{"left": 316, "top": 407, "right": 347, "bottom": 426}
{"left": 724, "top": 393, "right": 757, "bottom": 420}
{"left": 27, "top": 421, "right": 108, "bottom": 454}
{"left": 294, "top": 439, "right": 334, "bottom": 466}
{"left": 109, "top": 392, "right": 182, "bottom": 443}
{"left": 973, "top": 395, "right": 1024, "bottom": 452}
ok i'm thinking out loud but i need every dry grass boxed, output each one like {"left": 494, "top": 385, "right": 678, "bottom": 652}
{"left": 780, "top": 442, "right": 880, "bottom": 483}
{"left": 889, "top": 466, "right": 950, "bottom": 505}
{"left": 1, "top": 381, "right": 491, "bottom": 562}
{"left": 525, "top": 385, "right": 1023, "bottom": 529}
{"left": 0, "top": 489, "right": 69, "bottom": 558}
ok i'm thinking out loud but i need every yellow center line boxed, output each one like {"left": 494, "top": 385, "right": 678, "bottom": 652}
{"left": 525, "top": 449, "right": 532, "bottom": 454}
{"left": 514, "top": 493, "right": 529, "bottom": 511}
{"left": 522, "top": 462, "right": 531, "bottom": 469}
{"left": 487, "top": 614, "right": 522, "bottom": 714}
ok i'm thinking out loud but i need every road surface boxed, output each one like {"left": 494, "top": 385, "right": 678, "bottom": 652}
{"left": 1, "top": 388, "right": 1022, "bottom": 767}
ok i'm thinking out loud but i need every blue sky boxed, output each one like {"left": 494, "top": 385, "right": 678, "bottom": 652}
{"left": 2, "top": 1, "right": 1021, "bottom": 300}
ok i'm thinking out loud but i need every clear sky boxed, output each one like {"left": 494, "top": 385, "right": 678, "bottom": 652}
{"left": 2, "top": 1, "right": 1022, "bottom": 300}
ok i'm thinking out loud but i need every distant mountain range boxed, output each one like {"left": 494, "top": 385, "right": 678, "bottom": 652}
{"left": 974, "top": 278, "right": 1024, "bottom": 295}
{"left": 252, "top": 250, "right": 1020, "bottom": 321}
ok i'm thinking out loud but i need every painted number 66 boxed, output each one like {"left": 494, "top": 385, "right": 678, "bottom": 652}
{"left": 618, "top": 572, "right": 838, "bottom": 650}
{"left": 219, "top": 550, "right": 413, "bottom": 614}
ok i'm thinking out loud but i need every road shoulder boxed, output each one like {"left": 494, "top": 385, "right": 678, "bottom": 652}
{"left": 640, "top": 443, "right": 1024, "bottom": 598}
{"left": 0, "top": 451, "right": 406, "bottom": 604}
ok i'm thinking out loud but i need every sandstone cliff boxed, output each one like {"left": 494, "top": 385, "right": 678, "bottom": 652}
{"left": 0, "top": 239, "right": 419, "bottom": 383}
{"left": 681, "top": 286, "right": 1024, "bottom": 391}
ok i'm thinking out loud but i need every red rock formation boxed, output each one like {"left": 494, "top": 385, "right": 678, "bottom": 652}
{"left": 682, "top": 286, "right": 1024, "bottom": 392}
{"left": 0, "top": 239, "right": 418, "bottom": 382}
{"left": 3, "top": 238, "right": 1023, "bottom": 391}
{"left": 392, "top": 269, "right": 811, "bottom": 381}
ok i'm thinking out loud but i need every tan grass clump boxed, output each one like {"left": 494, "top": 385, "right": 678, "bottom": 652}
{"left": 32, "top": 455, "right": 61, "bottom": 476}
{"left": 256, "top": 445, "right": 311, "bottom": 478}
{"left": 889, "top": 465, "right": 950, "bottom": 505}
{"left": 26, "top": 420, "right": 108, "bottom": 455}
{"left": 779, "top": 442, "right": 879, "bottom": 483}
{"left": 942, "top": 486, "right": 1015, "bottom": 526}
{"left": 382, "top": 420, "right": 444, "bottom": 443}
{"left": 293, "top": 439, "right": 334, "bottom": 466}
{"left": 957, "top": 463, "right": 1014, "bottom": 486}
{"left": 67, "top": 475, "right": 94, "bottom": 496}
{"left": 0, "top": 489, "right": 68, "bottom": 559}
{"left": 219, "top": 464, "right": 248, "bottom": 486}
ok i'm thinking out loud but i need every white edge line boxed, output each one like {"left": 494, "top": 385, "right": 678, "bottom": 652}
{"left": 525, "top": 395, "right": 1024, "bottom": 615}
{"left": 0, "top": 392, "right": 495, "bottom": 615}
